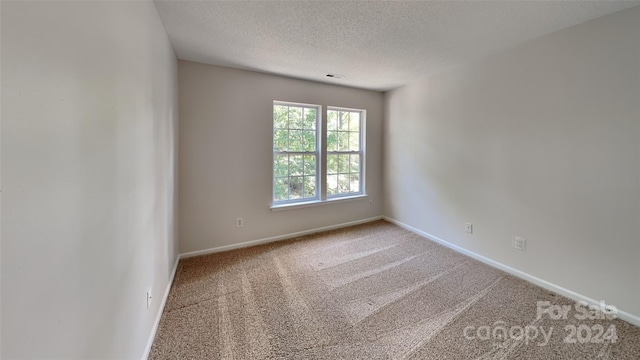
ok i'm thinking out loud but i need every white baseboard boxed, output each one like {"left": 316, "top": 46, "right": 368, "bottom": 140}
{"left": 180, "top": 216, "right": 384, "bottom": 259}
{"left": 142, "top": 256, "right": 180, "bottom": 360}
{"left": 383, "top": 216, "right": 640, "bottom": 328}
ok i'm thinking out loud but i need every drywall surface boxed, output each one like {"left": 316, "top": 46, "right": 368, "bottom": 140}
{"left": 384, "top": 7, "right": 640, "bottom": 317}
{"left": 178, "top": 61, "right": 383, "bottom": 253}
{"left": 1, "top": 1, "right": 178, "bottom": 358}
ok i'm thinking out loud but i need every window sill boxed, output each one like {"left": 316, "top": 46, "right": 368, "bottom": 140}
{"left": 270, "top": 195, "right": 369, "bottom": 212}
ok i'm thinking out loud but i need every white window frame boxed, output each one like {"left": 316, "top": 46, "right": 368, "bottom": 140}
{"left": 272, "top": 101, "right": 321, "bottom": 206}
{"left": 271, "top": 102, "right": 367, "bottom": 210}
{"left": 326, "top": 106, "right": 366, "bottom": 199}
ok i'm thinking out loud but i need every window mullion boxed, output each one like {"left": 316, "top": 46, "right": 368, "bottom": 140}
{"left": 320, "top": 106, "right": 327, "bottom": 201}
{"left": 287, "top": 153, "right": 291, "bottom": 200}
{"left": 274, "top": 151, "right": 315, "bottom": 155}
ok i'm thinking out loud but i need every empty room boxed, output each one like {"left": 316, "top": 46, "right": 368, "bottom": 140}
{"left": 2, "top": 0, "right": 640, "bottom": 359}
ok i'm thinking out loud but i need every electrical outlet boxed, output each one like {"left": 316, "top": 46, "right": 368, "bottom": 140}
{"left": 146, "top": 288, "right": 152, "bottom": 310}
{"left": 514, "top": 237, "right": 526, "bottom": 251}
{"left": 465, "top": 223, "right": 473, "bottom": 234}
{"left": 236, "top": 217, "right": 243, "bottom": 227}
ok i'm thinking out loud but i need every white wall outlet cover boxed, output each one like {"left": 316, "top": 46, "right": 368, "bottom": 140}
{"left": 465, "top": 223, "right": 473, "bottom": 234}
{"left": 514, "top": 237, "right": 526, "bottom": 251}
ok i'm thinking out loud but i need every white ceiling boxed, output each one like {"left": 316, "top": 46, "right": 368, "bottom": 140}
{"left": 154, "top": 0, "right": 640, "bottom": 91}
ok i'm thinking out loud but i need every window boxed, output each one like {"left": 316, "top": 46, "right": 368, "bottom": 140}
{"left": 273, "top": 102, "right": 365, "bottom": 207}
{"left": 326, "top": 108, "right": 363, "bottom": 197}
{"left": 273, "top": 102, "right": 319, "bottom": 204}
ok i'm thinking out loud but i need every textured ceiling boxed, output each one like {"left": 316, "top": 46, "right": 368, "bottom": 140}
{"left": 154, "top": 1, "right": 640, "bottom": 91}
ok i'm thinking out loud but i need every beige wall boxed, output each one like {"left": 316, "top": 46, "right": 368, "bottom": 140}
{"left": 384, "top": 7, "right": 640, "bottom": 318}
{"left": 1, "top": 1, "right": 178, "bottom": 358}
{"left": 178, "top": 61, "right": 383, "bottom": 254}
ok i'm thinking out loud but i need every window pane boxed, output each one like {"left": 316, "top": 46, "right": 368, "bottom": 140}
{"left": 274, "top": 155, "right": 289, "bottom": 177}
{"left": 327, "top": 131, "right": 338, "bottom": 152}
{"left": 327, "top": 110, "right": 338, "bottom": 131}
{"left": 303, "top": 130, "right": 315, "bottom": 151}
{"left": 290, "top": 155, "right": 303, "bottom": 176}
{"left": 327, "top": 174, "right": 338, "bottom": 195}
{"left": 327, "top": 154, "right": 338, "bottom": 175}
{"left": 274, "top": 177, "right": 289, "bottom": 201}
{"left": 350, "top": 154, "right": 360, "bottom": 173}
{"left": 274, "top": 129, "right": 288, "bottom": 151}
{"left": 290, "top": 107, "right": 303, "bottom": 129}
{"left": 337, "top": 132, "right": 349, "bottom": 151}
{"left": 289, "top": 130, "right": 303, "bottom": 151}
{"left": 303, "top": 176, "right": 316, "bottom": 198}
{"left": 338, "top": 174, "right": 349, "bottom": 193}
{"left": 303, "top": 108, "right": 316, "bottom": 129}
{"left": 338, "top": 154, "right": 349, "bottom": 173}
{"left": 339, "top": 111, "right": 350, "bottom": 131}
{"left": 350, "top": 173, "right": 360, "bottom": 193}
{"left": 349, "top": 132, "right": 360, "bottom": 151}
{"left": 274, "top": 105, "right": 289, "bottom": 129}
{"left": 303, "top": 155, "right": 316, "bottom": 175}
{"left": 289, "top": 176, "right": 303, "bottom": 199}
{"left": 349, "top": 112, "right": 360, "bottom": 131}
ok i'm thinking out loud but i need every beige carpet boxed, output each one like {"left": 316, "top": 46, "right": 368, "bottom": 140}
{"left": 149, "top": 220, "right": 640, "bottom": 359}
